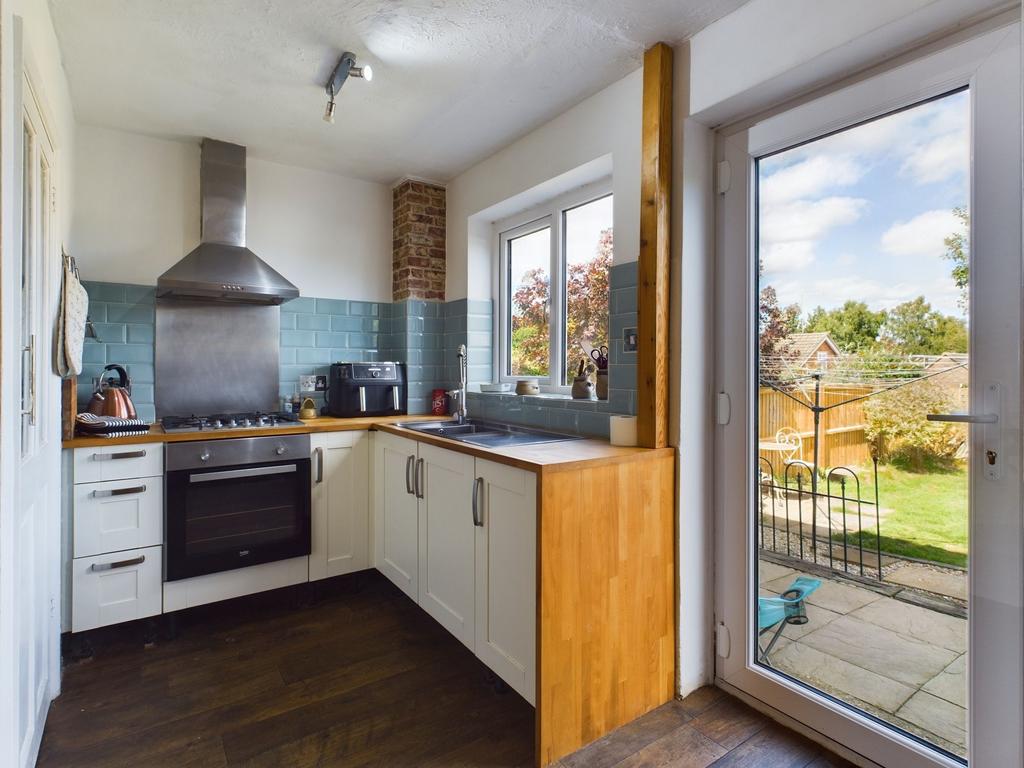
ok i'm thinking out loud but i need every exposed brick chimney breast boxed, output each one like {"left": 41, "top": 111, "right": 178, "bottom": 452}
{"left": 392, "top": 179, "right": 446, "bottom": 302}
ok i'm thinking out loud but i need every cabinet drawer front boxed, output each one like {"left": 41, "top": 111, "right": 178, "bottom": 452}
{"left": 72, "top": 545, "right": 162, "bottom": 632}
{"left": 74, "top": 478, "right": 164, "bottom": 558}
{"left": 74, "top": 443, "right": 164, "bottom": 484}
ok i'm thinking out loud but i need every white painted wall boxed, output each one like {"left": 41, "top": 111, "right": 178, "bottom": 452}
{"left": 0, "top": 1, "right": 76, "bottom": 766}
{"left": 446, "top": 69, "right": 641, "bottom": 300}
{"left": 71, "top": 125, "right": 393, "bottom": 302}
{"left": 689, "top": 0, "right": 1010, "bottom": 125}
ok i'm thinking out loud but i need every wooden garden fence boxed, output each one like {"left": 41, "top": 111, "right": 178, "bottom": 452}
{"left": 758, "top": 385, "right": 873, "bottom": 470}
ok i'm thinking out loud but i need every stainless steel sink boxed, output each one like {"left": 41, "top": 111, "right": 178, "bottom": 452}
{"left": 396, "top": 419, "right": 581, "bottom": 447}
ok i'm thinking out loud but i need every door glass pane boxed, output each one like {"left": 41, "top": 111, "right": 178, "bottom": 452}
{"left": 563, "top": 194, "right": 613, "bottom": 385}
{"left": 20, "top": 119, "right": 35, "bottom": 456}
{"left": 756, "top": 90, "right": 969, "bottom": 759}
{"left": 507, "top": 227, "right": 551, "bottom": 377}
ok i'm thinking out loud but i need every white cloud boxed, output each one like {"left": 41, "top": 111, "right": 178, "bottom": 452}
{"left": 760, "top": 155, "right": 865, "bottom": 206}
{"left": 771, "top": 275, "right": 961, "bottom": 316}
{"left": 761, "top": 196, "right": 867, "bottom": 244}
{"left": 761, "top": 241, "right": 816, "bottom": 273}
{"left": 881, "top": 209, "right": 962, "bottom": 258}
{"left": 900, "top": 132, "right": 969, "bottom": 185}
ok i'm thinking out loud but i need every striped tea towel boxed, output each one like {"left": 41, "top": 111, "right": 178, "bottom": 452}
{"left": 76, "top": 412, "right": 150, "bottom": 437}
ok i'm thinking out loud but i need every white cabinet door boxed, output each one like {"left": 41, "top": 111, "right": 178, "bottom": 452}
{"left": 73, "top": 443, "right": 164, "bottom": 484}
{"left": 373, "top": 431, "right": 419, "bottom": 599}
{"left": 417, "top": 443, "right": 476, "bottom": 649}
{"left": 72, "top": 545, "right": 163, "bottom": 632}
{"left": 73, "top": 477, "right": 163, "bottom": 558}
{"left": 310, "top": 431, "right": 370, "bottom": 581}
{"left": 474, "top": 458, "right": 537, "bottom": 704}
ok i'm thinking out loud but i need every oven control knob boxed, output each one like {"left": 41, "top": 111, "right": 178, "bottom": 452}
{"left": 275, "top": 445, "right": 286, "bottom": 456}
{"left": 200, "top": 449, "right": 211, "bottom": 462}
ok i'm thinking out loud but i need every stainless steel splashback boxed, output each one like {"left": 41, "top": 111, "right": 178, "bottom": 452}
{"left": 155, "top": 299, "right": 280, "bottom": 417}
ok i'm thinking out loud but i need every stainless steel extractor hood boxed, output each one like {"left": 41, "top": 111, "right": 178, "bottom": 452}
{"left": 156, "top": 139, "right": 299, "bottom": 305}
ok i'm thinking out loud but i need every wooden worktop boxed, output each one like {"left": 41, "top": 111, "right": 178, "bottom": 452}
{"left": 63, "top": 415, "right": 667, "bottom": 473}
{"left": 374, "top": 423, "right": 670, "bottom": 473}
{"left": 61, "top": 414, "right": 440, "bottom": 449}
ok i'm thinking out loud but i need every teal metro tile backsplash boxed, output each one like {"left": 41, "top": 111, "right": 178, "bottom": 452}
{"left": 80, "top": 266, "right": 637, "bottom": 434}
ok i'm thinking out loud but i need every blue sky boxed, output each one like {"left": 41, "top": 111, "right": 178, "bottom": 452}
{"left": 759, "top": 89, "right": 969, "bottom": 318}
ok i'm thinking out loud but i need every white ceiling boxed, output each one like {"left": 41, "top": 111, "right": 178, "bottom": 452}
{"left": 48, "top": 0, "right": 747, "bottom": 184}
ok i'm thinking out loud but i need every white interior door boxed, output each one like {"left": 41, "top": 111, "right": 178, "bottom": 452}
{"left": 1, "top": 53, "right": 62, "bottom": 768}
{"left": 715, "top": 21, "right": 1021, "bottom": 768}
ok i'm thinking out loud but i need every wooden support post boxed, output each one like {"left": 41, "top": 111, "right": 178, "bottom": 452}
{"left": 637, "top": 42, "right": 673, "bottom": 449}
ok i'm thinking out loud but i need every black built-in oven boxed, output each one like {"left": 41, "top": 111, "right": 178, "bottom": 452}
{"left": 164, "top": 434, "right": 311, "bottom": 581}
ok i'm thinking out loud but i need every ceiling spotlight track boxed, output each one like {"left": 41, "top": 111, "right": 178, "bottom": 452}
{"left": 323, "top": 51, "right": 372, "bottom": 123}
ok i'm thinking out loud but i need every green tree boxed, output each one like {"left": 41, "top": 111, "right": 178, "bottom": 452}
{"left": 804, "top": 300, "right": 887, "bottom": 352}
{"left": 943, "top": 207, "right": 969, "bottom": 313}
{"left": 879, "top": 296, "right": 967, "bottom": 355}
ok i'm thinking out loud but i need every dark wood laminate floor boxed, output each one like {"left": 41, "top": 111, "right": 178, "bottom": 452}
{"left": 40, "top": 571, "right": 856, "bottom": 768}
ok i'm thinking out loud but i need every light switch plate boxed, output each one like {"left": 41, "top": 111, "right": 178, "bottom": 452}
{"left": 299, "top": 375, "right": 317, "bottom": 392}
{"left": 623, "top": 327, "right": 638, "bottom": 353}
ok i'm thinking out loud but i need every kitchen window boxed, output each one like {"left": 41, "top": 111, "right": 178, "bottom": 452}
{"left": 498, "top": 184, "right": 613, "bottom": 388}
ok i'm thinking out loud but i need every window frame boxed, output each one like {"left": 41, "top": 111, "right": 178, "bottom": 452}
{"left": 496, "top": 179, "right": 613, "bottom": 392}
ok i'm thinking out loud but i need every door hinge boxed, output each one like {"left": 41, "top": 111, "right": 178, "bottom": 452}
{"left": 715, "top": 621, "right": 731, "bottom": 659}
{"left": 716, "top": 160, "right": 732, "bottom": 195}
{"left": 50, "top": 185, "right": 57, "bottom": 213}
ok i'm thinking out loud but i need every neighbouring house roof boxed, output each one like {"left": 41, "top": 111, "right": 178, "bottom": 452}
{"left": 786, "top": 332, "right": 841, "bottom": 366}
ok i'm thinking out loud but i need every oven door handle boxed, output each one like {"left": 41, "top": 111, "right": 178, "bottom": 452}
{"left": 189, "top": 464, "right": 297, "bottom": 483}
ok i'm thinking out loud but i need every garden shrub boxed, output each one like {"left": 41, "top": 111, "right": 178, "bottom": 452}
{"left": 864, "top": 380, "right": 965, "bottom": 469}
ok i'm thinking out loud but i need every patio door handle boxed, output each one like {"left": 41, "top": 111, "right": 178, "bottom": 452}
{"left": 928, "top": 383, "right": 1002, "bottom": 481}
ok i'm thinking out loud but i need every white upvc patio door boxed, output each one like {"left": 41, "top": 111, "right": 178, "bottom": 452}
{"left": 714, "top": 19, "right": 1021, "bottom": 768}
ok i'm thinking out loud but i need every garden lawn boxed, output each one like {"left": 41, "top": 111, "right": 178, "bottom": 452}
{"left": 834, "top": 460, "right": 967, "bottom": 568}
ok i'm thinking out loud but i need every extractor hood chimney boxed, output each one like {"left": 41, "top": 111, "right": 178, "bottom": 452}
{"left": 156, "top": 139, "right": 299, "bottom": 305}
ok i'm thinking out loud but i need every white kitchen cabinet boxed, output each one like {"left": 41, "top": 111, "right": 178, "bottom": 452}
{"left": 309, "top": 431, "right": 370, "bottom": 581}
{"left": 417, "top": 443, "right": 476, "bottom": 648}
{"left": 73, "top": 443, "right": 164, "bottom": 484}
{"left": 373, "top": 431, "right": 420, "bottom": 599}
{"left": 73, "top": 477, "right": 163, "bottom": 558}
{"left": 72, "top": 545, "right": 163, "bottom": 632}
{"left": 474, "top": 458, "right": 537, "bottom": 705}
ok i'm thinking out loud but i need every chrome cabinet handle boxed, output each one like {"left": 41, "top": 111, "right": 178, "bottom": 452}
{"left": 358, "top": 386, "right": 367, "bottom": 413}
{"left": 415, "top": 458, "right": 425, "bottom": 499}
{"left": 471, "top": 477, "right": 484, "bottom": 527}
{"left": 314, "top": 447, "right": 324, "bottom": 484}
{"left": 92, "top": 484, "right": 146, "bottom": 498}
{"left": 405, "top": 455, "right": 415, "bottom": 494}
{"left": 391, "top": 385, "right": 400, "bottom": 411}
{"left": 94, "top": 449, "right": 147, "bottom": 461}
{"left": 90, "top": 554, "right": 145, "bottom": 572}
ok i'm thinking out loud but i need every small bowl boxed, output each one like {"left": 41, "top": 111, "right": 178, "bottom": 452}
{"left": 515, "top": 379, "right": 540, "bottom": 396}
{"left": 480, "top": 382, "right": 512, "bottom": 393}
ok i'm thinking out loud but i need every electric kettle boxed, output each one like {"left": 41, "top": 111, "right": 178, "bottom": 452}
{"left": 86, "top": 364, "right": 138, "bottom": 419}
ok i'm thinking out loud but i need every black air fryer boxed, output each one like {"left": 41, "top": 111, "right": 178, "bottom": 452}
{"left": 327, "top": 362, "right": 407, "bottom": 417}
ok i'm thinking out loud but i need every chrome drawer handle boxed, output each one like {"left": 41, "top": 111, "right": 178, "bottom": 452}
{"left": 92, "top": 484, "right": 147, "bottom": 498}
{"left": 405, "top": 454, "right": 415, "bottom": 495}
{"left": 190, "top": 464, "right": 296, "bottom": 483}
{"left": 94, "top": 450, "right": 147, "bottom": 461}
{"left": 90, "top": 554, "right": 145, "bottom": 572}
{"left": 315, "top": 447, "right": 324, "bottom": 484}
{"left": 471, "top": 477, "right": 484, "bottom": 527}
{"left": 415, "top": 457, "right": 425, "bottom": 499}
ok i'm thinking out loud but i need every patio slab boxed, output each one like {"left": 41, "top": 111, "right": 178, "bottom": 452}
{"left": 922, "top": 655, "right": 966, "bottom": 708}
{"left": 757, "top": 560, "right": 796, "bottom": 584}
{"left": 886, "top": 563, "right": 967, "bottom": 601}
{"left": 897, "top": 690, "right": 967, "bottom": 748}
{"left": 798, "top": 615, "right": 958, "bottom": 687}
{"left": 850, "top": 598, "right": 966, "bottom": 653}
{"left": 770, "top": 641, "right": 916, "bottom": 713}
{"left": 763, "top": 572, "right": 882, "bottom": 614}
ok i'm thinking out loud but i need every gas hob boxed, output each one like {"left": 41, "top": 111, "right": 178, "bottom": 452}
{"left": 160, "top": 411, "right": 302, "bottom": 433}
